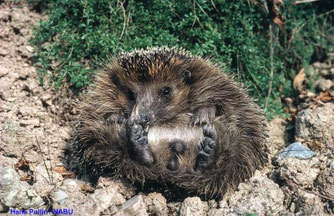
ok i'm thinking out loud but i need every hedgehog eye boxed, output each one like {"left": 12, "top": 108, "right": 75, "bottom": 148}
{"left": 183, "top": 69, "right": 191, "bottom": 78}
{"left": 127, "top": 89, "right": 136, "bottom": 102}
{"left": 161, "top": 87, "right": 172, "bottom": 97}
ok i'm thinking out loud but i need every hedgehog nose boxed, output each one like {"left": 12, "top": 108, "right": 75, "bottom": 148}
{"left": 138, "top": 114, "right": 151, "bottom": 126}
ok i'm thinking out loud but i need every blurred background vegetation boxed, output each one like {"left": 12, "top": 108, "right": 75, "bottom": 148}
{"left": 29, "top": 0, "right": 334, "bottom": 119}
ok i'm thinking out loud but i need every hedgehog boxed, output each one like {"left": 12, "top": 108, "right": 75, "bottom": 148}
{"left": 66, "top": 47, "right": 268, "bottom": 199}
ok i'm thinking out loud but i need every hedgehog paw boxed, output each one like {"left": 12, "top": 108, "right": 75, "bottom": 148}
{"left": 129, "top": 122, "right": 154, "bottom": 166}
{"left": 166, "top": 140, "right": 187, "bottom": 171}
{"left": 195, "top": 125, "right": 217, "bottom": 172}
{"left": 167, "top": 156, "right": 179, "bottom": 171}
{"left": 169, "top": 140, "right": 187, "bottom": 154}
{"left": 192, "top": 106, "right": 216, "bottom": 126}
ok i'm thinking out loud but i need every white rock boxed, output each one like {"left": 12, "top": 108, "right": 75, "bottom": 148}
{"left": 117, "top": 195, "right": 148, "bottom": 216}
{"left": 180, "top": 197, "right": 204, "bottom": 216}
{"left": 25, "top": 46, "right": 34, "bottom": 53}
{"left": 226, "top": 172, "right": 284, "bottom": 215}
{"left": 0, "top": 167, "right": 44, "bottom": 209}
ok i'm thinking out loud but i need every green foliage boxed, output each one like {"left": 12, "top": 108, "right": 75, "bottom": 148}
{"left": 242, "top": 214, "right": 258, "bottom": 216}
{"left": 30, "top": 0, "right": 334, "bottom": 118}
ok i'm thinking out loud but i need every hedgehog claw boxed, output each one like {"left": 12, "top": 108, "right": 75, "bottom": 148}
{"left": 203, "top": 124, "right": 217, "bottom": 140}
{"left": 195, "top": 125, "right": 217, "bottom": 172}
{"left": 128, "top": 121, "right": 154, "bottom": 166}
{"left": 192, "top": 106, "right": 216, "bottom": 126}
{"left": 195, "top": 151, "right": 215, "bottom": 172}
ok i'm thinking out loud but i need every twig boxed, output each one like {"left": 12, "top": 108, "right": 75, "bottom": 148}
{"left": 36, "top": 137, "right": 53, "bottom": 184}
{"left": 295, "top": 0, "right": 319, "bottom": 4}
{"left": 191, "top": 0, "right": 205, "bottom": 30}
{"left": 47, "top": 138, "right": 53, "bottom": 181}
{"left": 196, "top": 2, "right": 209, "bottom": 17}
{"left": 311, "top": 98, "right": 325, "bottom": 105}
{"left": 56, "top": 46, "right": 74, "bottom": 72}
{"left": 265, "top": 23, "right": 274, "bottom": 112}
{"left": 210, "top": 0, "right": 221, "bottom": 15}
{"left": 196, "top": 2, "right": 213, "bottom": 30}
{"left": 119, "top": 0, "right": 128, "bottom": 40}
{"left": 263, "top": 0, "right": 269, "bottom": 14}
{"left": 192, "top": 0, "right": 196, "bottom": 27}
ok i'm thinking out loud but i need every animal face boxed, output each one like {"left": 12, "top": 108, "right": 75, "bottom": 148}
{"left": 129, "top": 81, "right": 189, "bottom": 126}
{"left": 103, "top": 48, "right": 201, "bottom": 125}
{"left": 111, "top": 70, "right": 191, "bottom": 126}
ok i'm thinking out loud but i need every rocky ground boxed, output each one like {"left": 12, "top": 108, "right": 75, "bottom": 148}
{"left": 0, "top": 3, "right": 333, "bottom": 216}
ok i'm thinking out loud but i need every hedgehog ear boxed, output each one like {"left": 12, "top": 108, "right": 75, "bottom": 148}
{"left": 182, "top": 69, "right": 193, "bottom": 85}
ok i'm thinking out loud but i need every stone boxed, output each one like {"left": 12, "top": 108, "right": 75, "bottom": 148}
{"left": 320, "top": 69, "right": 329, "bottom": 76}
{"left": 25, "top": 46, "right": 34, "bottom": 53}
{"left": 295, "top": 191, "right": 326, "bottom": 215}
{"left": 268, "top": 117, "right": 287, "bottom": 156}
{"left": 27, "top": 80, "right": 39, "bottom": 94}
{"left": 180, "top": 197, "right": 204, "bottom": 216}
{"left": 19, "top": 118, "right": 40, "bottom": 127}
{"left": 145, "top": 193, "right": 168, "bottom": 216}
{"left": 0, "top": 65, "right": 9, "bottom": 78}
{"left": 315, "top": 166, "right": 334, "bottom": 199}
{"left": 312, "top": 62, "right": 321, "bottom": 69}
{"left": 0, "top": 48, "right": 9, "bottom": 56}
{"left": 278, "top": 158, "right": 319, "bottom": 188}
{"left": 0, "top": 167, "right": 44, "bottom": 209}
{"left": 19, "top": 70, "right": 29, "bottom": 80}
{"left": 40, "top": 92, "right": 52, "bottom": 102}
{"left": 90, "top": 188, "right": 115, "bottom": 210}
{"left": 227, "top": 171, "right": 284, "bottom": 215}
{"left": 295, "top": 103, "right": 334, "bottom": 146}
{"left": 320, "top": 63, "right": 331, "bottom": 69}
{"left": 315, "top": 78, "right": 333, "bottom": 91}
{"left": 117, "top": 195, "right": 147, "bottom": 216}
{"left": 278, "top": 142, "right": 315, "bottom": 160}
{"left": 18, "top": 106, "right": 33, "bottom": 117}
{"left": 52, "top": 190, "right": 69, "bottom": 206}
{"left": 330, "top": 67, "right": 334, "bottom": 75}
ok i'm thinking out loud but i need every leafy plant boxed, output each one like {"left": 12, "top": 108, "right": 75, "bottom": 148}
{"left": 30, "top": 0, "right": 334, "bottom": 119}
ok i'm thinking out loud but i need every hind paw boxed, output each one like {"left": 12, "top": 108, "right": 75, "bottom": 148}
{"left": 167, "top": 157, "right": 179, "bottom": 171}
{"left": 166, "top": 140, "right": 187, "bottom": 171}
{"left": 195, "top": 125, "right": 217, "bottom": 172}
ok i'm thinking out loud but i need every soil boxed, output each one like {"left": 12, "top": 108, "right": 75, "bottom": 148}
{"left": 1, "top": 2, "right": 333, "bottom": 216}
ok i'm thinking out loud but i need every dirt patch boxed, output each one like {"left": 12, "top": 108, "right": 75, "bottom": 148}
{"left": 0, "top": 2, "right": 333, "bottom": 216}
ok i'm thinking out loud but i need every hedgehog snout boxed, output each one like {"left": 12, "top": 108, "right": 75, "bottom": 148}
{"left": 130, "top": 100, "right": 154, "bottom": 127}
{"left": 130, "top": 107, "right": 152, "bottom": 127}
{"left": 137, "top": 113, "right": 151, "bottom": 126}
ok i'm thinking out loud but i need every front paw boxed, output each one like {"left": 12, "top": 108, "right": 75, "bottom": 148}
{"left": 128, "top": 121, "right": 154, "bottom": 166}
{"left": 191, "top": 106, "right": 216, "bottom": 126}
{"left": 195, "top": 124, "right": 217, "bottom": 172}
